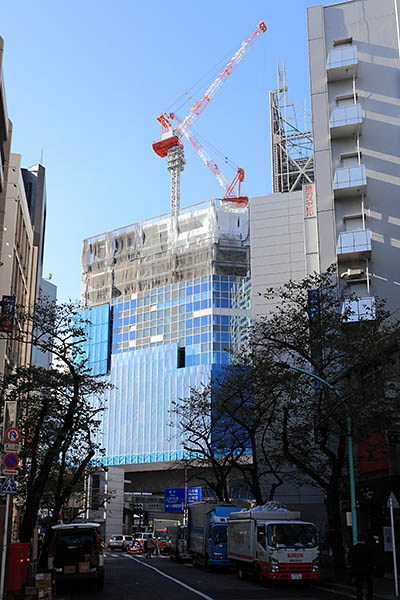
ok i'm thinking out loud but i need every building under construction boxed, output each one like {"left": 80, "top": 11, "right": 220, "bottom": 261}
{"left": 82, "top": 206, "right": 250, "bottom": 481}
{"left": 81, "top": 199, "right": 251, "bottom": 535}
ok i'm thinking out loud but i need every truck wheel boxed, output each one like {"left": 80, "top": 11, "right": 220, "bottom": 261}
{"left": 238, "top": 567, "right": 246, "bottom": 580}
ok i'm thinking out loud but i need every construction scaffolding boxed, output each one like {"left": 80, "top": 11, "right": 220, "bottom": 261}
{"left": 270, "top": 62, "right": 314, "bottom": 193}
{"left": 81, "top": 199, "right": 250, "bottom": 307}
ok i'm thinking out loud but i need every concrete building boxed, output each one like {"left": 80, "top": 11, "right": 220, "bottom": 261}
{"left": 0, "top": 151, "right": 39, "bottom": 372}
{"left": 306, "top": 0, "right": 400, "bottom": 531}
{"left": 81, "top": 199, "right": 251, "bottom": 538}
{"left": 0, "top": 37, "right": 48, "bottom": 375}
{"left": 250, "top": 0, "right": 400, "bottom": 537}
{"left": 307, "top": 0, "right": 400, "bottom": 315}
{"left": 22, "top": 164, "right": 47, "bottom": 301}
{"left": 31, "top": 277, "right": 57, "bottom": 369}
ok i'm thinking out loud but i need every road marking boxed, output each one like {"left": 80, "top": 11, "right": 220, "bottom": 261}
{"left": 124, "top": 554, "right": 215, "bottom": 600}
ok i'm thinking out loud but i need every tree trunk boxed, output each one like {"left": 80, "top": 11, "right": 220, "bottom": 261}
{"left": 249, "top": 465, "right": 264, "bottom": 505}
{"left": 325, "top": 489, "right": 347, "bottom": 572}
{"left": 19, "top": 495, "right": 41, "bottom": 543}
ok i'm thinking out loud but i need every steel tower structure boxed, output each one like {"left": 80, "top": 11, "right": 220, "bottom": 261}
{"left": 270, "top": 63, "right": 314, "bottom": 193}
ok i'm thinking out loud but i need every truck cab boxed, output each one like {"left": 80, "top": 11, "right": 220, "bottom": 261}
{"left": 188, "top": 502, "right": 243, "bottom": 568}
{"left": 228, "top": 510, "right": 319, "bottom": 583}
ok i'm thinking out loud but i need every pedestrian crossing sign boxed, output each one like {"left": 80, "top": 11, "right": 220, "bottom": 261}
{"left": 1, "top": 475, "right": 17, "bottom": 494}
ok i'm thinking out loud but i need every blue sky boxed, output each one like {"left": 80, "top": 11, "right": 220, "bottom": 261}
{"left": 1, "top": 0, "right": 339, "bottom": 303}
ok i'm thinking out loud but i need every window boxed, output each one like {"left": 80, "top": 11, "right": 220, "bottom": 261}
{"left": 178, "top": 346, "right": 185, "bottom": 368}
{"left": 257, "top": 524, "right": 266, "bottom": 549}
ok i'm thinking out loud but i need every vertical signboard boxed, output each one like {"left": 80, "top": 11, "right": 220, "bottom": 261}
{"left": 303, "top": 183, "right": 319, "bottom": 275}
{"left": 0, "top": 296, "right": 16, "bottom": 333}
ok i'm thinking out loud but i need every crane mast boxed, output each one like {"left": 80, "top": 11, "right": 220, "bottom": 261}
{"left": 153, "top": 21, "right": 267, "bottom": 215}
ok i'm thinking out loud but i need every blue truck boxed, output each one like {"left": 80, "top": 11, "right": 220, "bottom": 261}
{"left": 188, "top": 501, "right": 243, "bottom": 568}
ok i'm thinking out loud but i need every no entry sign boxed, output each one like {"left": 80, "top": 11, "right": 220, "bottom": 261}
{"left": 3, "top": 453, "right": 19, "bottom": 470}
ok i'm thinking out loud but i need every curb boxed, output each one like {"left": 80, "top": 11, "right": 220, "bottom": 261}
{"left": 319, "top": 580, "right": 396, "bottom": 600}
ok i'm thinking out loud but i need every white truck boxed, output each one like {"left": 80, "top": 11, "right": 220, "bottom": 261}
{"left": 152, "top": 518, "right": 180, "bottom": 554}
{"left": 228, "top": 509, "right": 319, "bottom": 583}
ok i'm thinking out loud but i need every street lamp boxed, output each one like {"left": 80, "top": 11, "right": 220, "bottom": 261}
{"left": 283, "top": 364, "right": 358, "bottom": 546}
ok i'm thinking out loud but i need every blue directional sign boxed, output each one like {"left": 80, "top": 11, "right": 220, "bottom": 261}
{"left": 2, "top": 475, "right": 17, "bottom": 495}
{"left": 164, "top": 487, "right": 201, "bottom": 512}
{"left": 187, "top": 487, "right": 201, "bottom": 504}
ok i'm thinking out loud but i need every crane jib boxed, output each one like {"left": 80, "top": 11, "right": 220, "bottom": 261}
{"left": 153, "top": 21, "right": 267, "bottom": 211}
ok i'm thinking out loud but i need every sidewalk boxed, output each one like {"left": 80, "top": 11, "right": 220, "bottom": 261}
{"left": 320, "top": 565, "right": 398, "bottom": 599}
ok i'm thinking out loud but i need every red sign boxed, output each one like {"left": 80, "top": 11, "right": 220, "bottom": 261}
{"left": 5, "top": 427, "right": 21, "bottom": 443}
{"left": 3, "top": 453, "right": 19, "bottom": 470}
{"left": 304, "top": 184, "right": 316, "bottom": 218}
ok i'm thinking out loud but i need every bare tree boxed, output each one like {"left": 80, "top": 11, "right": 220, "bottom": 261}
{"left": 2, "top": 298, "right": 111, "bottom": 542}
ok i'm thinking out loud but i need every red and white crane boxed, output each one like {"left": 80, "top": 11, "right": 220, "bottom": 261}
{"left": 153, "top": 21, "right": 267, "bottom": 217}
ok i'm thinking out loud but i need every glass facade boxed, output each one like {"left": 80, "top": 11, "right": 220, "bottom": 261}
{"left": 82, "top": 200, "right": 251, "bottom": 466}
{"left": 80, "top": 303, "right": 111, "bottom": 376}
{"left": 111, "top": 274, "right": 250, "bottom": 366}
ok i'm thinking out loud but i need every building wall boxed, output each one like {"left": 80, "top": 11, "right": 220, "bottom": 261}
{"left": 308, "top": 0, "right": 400, "bottom": 312}
{"left": 22, "top": 164, "right": 47, "bottom": 300}
{"left": 250, "top": 188, "right": 319, "bottom": 318}
{"left": 0, "top": 153, "right": 38, "bottom": 372}
{"left": 31, "top": 278, "right": 57, "bottom": 369}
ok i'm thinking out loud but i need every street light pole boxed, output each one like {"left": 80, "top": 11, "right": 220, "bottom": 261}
{"left": 285, "top": 364, "right": 358, "bottom": 545}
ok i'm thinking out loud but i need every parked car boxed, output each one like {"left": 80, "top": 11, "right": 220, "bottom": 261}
{"left": 47, "top": 522, "right": 104, "bottom": 590}
{"left": 108, "top": 534, "right": 133, "bottom": 551}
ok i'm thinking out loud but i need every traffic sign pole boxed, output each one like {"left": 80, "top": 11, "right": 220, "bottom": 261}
{"left": 0, "top": 494, "right": 11, "bottom": 600}
{"left": 388, "top": 494, "right": 399, "bottom": 597}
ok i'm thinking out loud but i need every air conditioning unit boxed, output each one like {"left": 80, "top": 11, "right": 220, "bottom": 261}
{"left": 341, "top": 268, "right": 363, "bottom": 280}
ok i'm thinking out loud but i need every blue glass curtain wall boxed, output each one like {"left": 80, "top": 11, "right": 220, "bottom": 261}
{"left": 80, "top": 304, "right": 111, "bottom": 376}
{"left": 98, "top": 344, "right": 212, "bottom": 466}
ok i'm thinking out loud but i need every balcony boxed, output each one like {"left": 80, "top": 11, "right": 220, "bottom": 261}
{"left": 333, "top": 165, "right": 367, "bottom": 198}
{"left": 336, "top": 229, "right": 371, "bottom": 259}
{"left": 327, "top": 45, "right": 358, "bottom": 81}
{"left": 330, "top": 104, "right": 362, "bottom": 138}
{"left": 342, "top": 297, "right": 376, "bottom": 322}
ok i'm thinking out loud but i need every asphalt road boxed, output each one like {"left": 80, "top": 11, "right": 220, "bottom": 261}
{"left": 55, "top": 551, "right": 357, "bottom": 600}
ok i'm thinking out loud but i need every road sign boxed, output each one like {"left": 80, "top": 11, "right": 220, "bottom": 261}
{"left": 5, "top": 427, "right": 21, "bottom": 443}
{"left": 3, "top": 453, "right": 19, "bottom": 470}
{"left": 1, "top": 475, "right": 17, "bottom": 495}
{"left": 3, "top": 469, "right": 17, "bottom": 476}
{"left": 164, "top": 487, "right": 202, "bottom": 512}
{"left": 4, "top": 444, "right": 20, "bottom": 454}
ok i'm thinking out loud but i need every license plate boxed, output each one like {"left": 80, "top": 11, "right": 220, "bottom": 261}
{"left": 291, "top": 573, "right": 302, "bottom": 580}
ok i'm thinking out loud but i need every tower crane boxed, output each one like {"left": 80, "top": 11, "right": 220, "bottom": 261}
{"left": 153, "top": 21, "right": 267, "bottom": 218}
